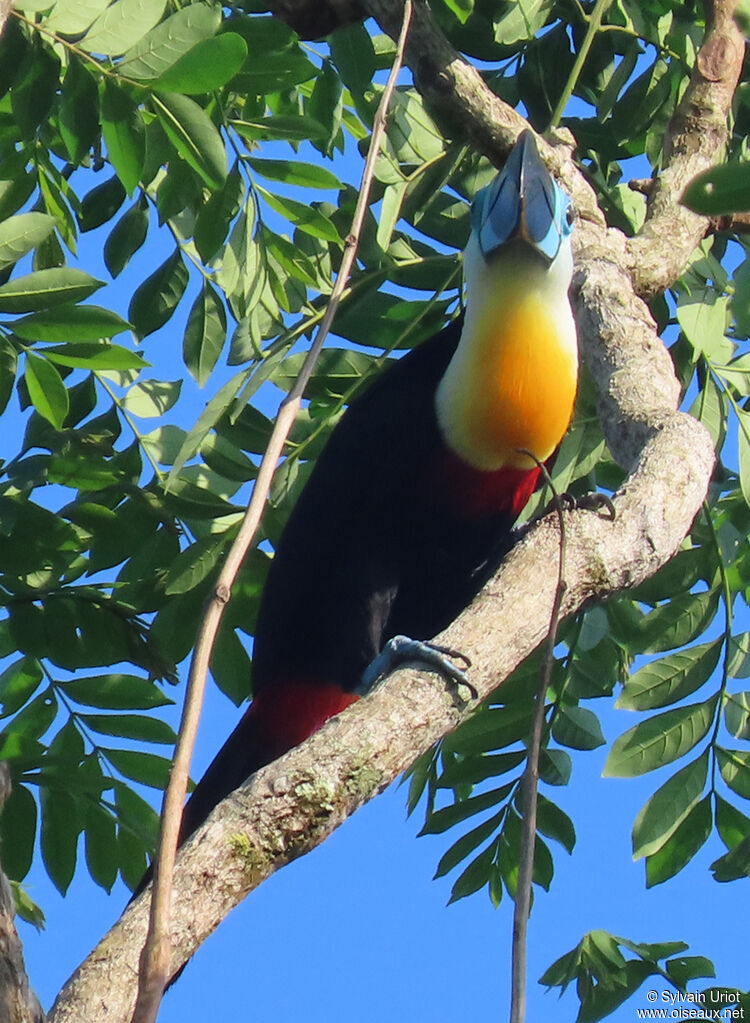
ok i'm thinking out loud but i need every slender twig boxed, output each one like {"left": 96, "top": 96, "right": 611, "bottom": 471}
{"left": 550, "top": 0, "right": 613, "bottom": 128}
{"left": 129, "top": 5, "right": 414, "bottom": 1021}
{"left": 509, "top": 453, "right": 568, "bottom": 1023}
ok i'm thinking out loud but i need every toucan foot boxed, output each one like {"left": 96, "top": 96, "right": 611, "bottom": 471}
{"left": 569, "top": 491, "right": 616, "bottom": 519}
{"left": 548, "top": 491, "right": 616, "bottom": 520}
{"left": 357, "top": 636, "right": 476, "bottom": 697}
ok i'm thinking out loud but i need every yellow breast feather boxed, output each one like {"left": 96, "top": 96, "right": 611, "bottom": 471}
{"left": 435, "top": 244, "right": 578, "bottom": 472}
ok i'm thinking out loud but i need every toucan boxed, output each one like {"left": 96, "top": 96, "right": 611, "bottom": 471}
{"left": 174, "top": 130, "right": 577, "bottom": 847}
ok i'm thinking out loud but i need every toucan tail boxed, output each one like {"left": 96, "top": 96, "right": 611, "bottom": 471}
{"left": 130, "top": 679, "right": 358, "bottom": 900}
{"left": 180, "top": 679, "right": 359, "bottom": 843}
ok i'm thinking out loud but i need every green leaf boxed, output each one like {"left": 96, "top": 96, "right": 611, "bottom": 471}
{"left": 104, "top": 199, "right": 149, "bottom": 277}
{"left": 24, "top": 351, "right": 69, "bottom": 429}
{"left": 11, "top": 304, "right": 131, "bottom": 342}
{"left": 646, "top": 797, "right": 712, "bottom": 887}
{"left": 150, "top": 33, "right": 247, "bottom": 93}
{"left": 79, "top": 713, "right": 177, "bottom": 744}
{"left": 420, "top": 784, "right": 513, "bottom": 835}
{"left": 676, "top": 287, "right": 730, "bottom": 360}
{"left": 165, "top": 371, "right": 245, "bottom": 489}
{"left": 725, "top": 691, "right": 750, "bottom": 740}
{"left": 665, "top": 955, "right": 716, "bottom": 988}
{"left": 233, "top": 50, "right": 316, "bottom": 95}
{"left": 494, "top": 0, "right": 553, "bottom": 43}
{"left": 234, "top": 115, "right": 329, "bottom": 144}
{"left": 535, "top": 793, "right": 576, "bottom": 854}
{"left": 80, "top": 0, "right": 167, "bottom": 56}
{"left": 716, "top": 793, "right": 750, "bottom": 851}
{"left": 58, "top": 57, "right": 100, "bottom": 165}
{"left": 61, "top": 674, "right": 173, "bottom": 710}
{"left": 258, "top": 187, "right": 341, "bottom": 244}
{"left": 616, "top": 640, "right": 722, "bottom": 711}
{"left": 440, "top": 0, "right": 474, "bottom": 25}
{"left": 210, "top": 621, "right": 252, "bottom": 704}
{"left": 711, "top": 834, "right": 750, "bottom": 882}
{"left": 603, "top": 698, "right": 717, "bottom": 777}
{"left": 447, "top": 841, "right": 496, "bottom": 904}
{"left": 273, "top": 347, "right": 376, "bottom": 400}
{"left": 307, "top": 58, "right": 343, "bottom": 156}
{"left": 434, "top": 810, "right": 504, "bottom": 878}
{"left": 0, "top": 268, "right": 104, "bottom": 313}
{"left": 377, "top": 181, "right": 407, "bottom": 251}
{"left": 184, "top": 282, "right": 227, "bottom": 386}
{"left": 690, "top": 375, "right": 728, "bottom": 451}
{"left": 42, "top": 342, "right": 145, "bottom": 371}
{"left": 328, "top": 22, "right": 376, "bottom": 96}
{"left": 0, "top": 335, "right": 17, "bottom": 415}
{"left": 153, "top": 92, "right": 227, "bottom": 190}
{"left": 121, "top": 378, "right": 182, "bottom": 417}
{"left": 0, "top": 657, "right": 43, "bottom": 718}
{"left": 442, "top": 703, "right": 535, "bottom": 757}
{"left": 119, "top": 3, "right": 221, "bottom": 80}
{"left": 437, "top": 750, "right": 525, "bottom": 788}
{"left": 128, "top": 247, "right": 188, "bottom": 339}
{"left": 0, "top": 785, "right": 37, "bottom": 882}
{"left": 718, "top": 747, "right": 750, "bottom": 800}
{"left": 246, "top": 157, "right": 341, "bottom": 190}
{"left": 538, "top": 748, "right": 572, "bottom": 786}
{"left": 78, "top": 176, "right": 127, "bottom": 234}
{"left": 632, "top": 750, "right": 709, "bottom": 859}
{"left": 682, "top": 162, "right": 750, "bottom": 215}
{"left": 200, "top": 433, "right": 256, "bottom": 482}
{"left": 43, "top": 0, "right": 112, "bottom": 36}
{"left": 164, "top": 534, "right": 224, "bottom": 595}
{"left": 638, "top": 590, "right": 720, "bottom": 655}
{"left": 194, "top": 164, "right": 243, "bottom": 263}
{"left": 738, "top": 410, "right": 750, "bottom": 509}
{"left": 99, "top": 81, "right": 146, "bottom": 195}
{"left": 550, "top": 705, "right": 605, "bottom": 751}
{"left": 105, "top": 748, "right": 172, "bottom": 788}
{"left": 10, "top": 41, "right": 59, "bottom": 139}
{"left": 0, "top": 212, "right": 55, "bottom": 270}
{"left": 84, "top": 801, "right": 119, "bottom": 892}
{"left": 47, "top": 453, "right": 122, "bottom": 490}
{"left": 40, "top": 787, "right": 80, "bottom": 894}
{"left": 115, "top": 780, "right": 159, "bottom": 850}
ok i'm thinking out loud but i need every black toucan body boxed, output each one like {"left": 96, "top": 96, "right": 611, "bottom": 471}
{"left": 176, "top": 130, "right": 578, "bottom": 847}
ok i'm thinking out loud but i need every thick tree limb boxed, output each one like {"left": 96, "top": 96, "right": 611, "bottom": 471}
{"left": 0, "top": 764, "right": 45, "bottom": 1023}
{"left": 626, "top": 0, "right": 745, "bottom": 298}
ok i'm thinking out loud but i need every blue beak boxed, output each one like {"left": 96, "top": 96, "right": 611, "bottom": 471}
{"left": 471, "top": 130, "right": 572, "bottom": 264}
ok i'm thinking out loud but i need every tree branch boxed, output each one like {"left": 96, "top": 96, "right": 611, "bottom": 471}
{"left": 0, "top": 764, "right": 45, "bottom": 1023}
{"left": 626, "top": 0, "right": 745, "bottom": 298}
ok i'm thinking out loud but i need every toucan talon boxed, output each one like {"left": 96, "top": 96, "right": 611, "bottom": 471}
{"left": 547, "top": 491, "right": 616, "bottom": 520}
{"left": 573, "top": 492, "right": 616, "bottom": 519}
{"left": 426, "top": 642, "right": 472, "bottom": 672}
{"left": 357, "top": 635, "right": 476, "bottom": 698}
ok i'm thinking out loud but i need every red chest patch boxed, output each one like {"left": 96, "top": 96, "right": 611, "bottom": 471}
{"left": 430, "top": 446, "right": 541, "bottom": 520}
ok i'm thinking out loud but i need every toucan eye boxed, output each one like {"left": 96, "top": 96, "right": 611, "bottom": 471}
{"left": 565, "top": 204, "right": 575, "bottom": 229}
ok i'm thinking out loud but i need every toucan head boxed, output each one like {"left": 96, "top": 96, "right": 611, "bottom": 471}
{"left": 470, "top": 130, "right": 573, "bottom": 266}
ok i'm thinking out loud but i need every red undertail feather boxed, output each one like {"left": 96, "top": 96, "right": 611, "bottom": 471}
{"left": 247, "top": 679, "right": 360, "bottom": 760}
